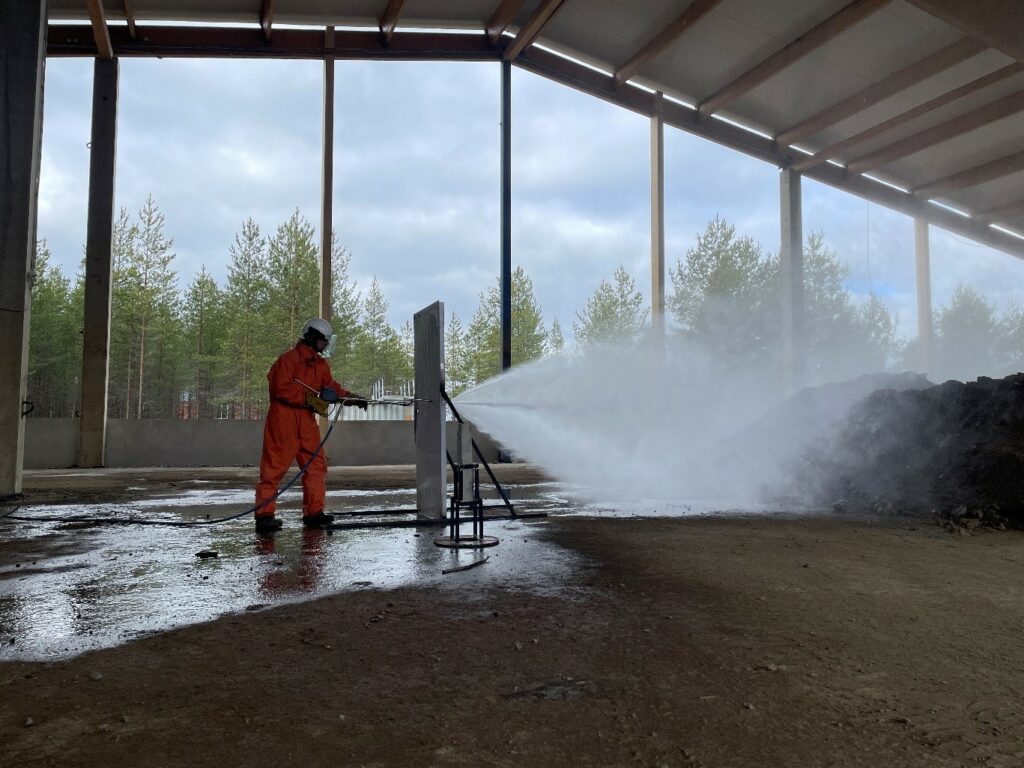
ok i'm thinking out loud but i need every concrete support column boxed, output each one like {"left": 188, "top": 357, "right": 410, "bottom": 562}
{"left": 77, "top": 58, "right": 119, "bottom": 468}
{"left": 650, "top": 94, "right": 666, "bottom": 338}
{"left": 0, "top": 0, "right": 47, "bottom": 496}
{"left": 414, "top": 301, "right": 445, "bottom": 518}
{"left": 499, "top": 59, "right": 512, "bottom": 371}
{"left": 320, "top": 26, "right": 335, "bottom": 323}
{"left": 914, "top": 217, "right": 933, "bottom": 376}
{"left": 780, "top": 168, "right": 805, "bottom": 394}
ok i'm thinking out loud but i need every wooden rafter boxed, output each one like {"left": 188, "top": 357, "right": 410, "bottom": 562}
{"left": 846, "top": 90, "right": 1024, "bottom": 176}
{"left": 907, "top": 0, "right": 1024, "bottom": 63}
{"left": 48, "top": 25, "right": 499, "bottom": 60}
{"left": 698, "top": 0, "right": 891, "bottom": 118}
{"left": 791, "top": 62, "right": 1024, "bottom": 173}
{"left": 86, "top": 0, "right": 113, "bottom": 60}
{"left": 379, "top": 0, "right": 405, "bottom": 45}
{"left": 503, "top": 0, "right": 567, "bottom": 61}
{"left": 776, "top": 37, "right": 985, "bottom": 148}
{"left": 614, "top": 0, "right": 721, "bottom": 87}
{"left": 977, "top": 198, "right": 1024, "bottom": 224}
{"left": 511, "top": 44, "right": 1024, "bottom": 259}
{"left": 260, "top": 0, "right": 273, "bottom": 42}
{"left": 486, "top": 0, "right": 526, "bottom": 45}
{"left": 122, "top": 0, "right": 137, "bottom": 39}
{"left": 38, "top": 21, "right": 1024, "bottom": 257}
{"left": 915, "top": 149, "right": 1024, "bottom": 198}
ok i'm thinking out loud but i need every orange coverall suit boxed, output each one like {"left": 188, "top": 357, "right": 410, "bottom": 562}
{"left": 255, "top": 341, "right": 352, "bottom": 520}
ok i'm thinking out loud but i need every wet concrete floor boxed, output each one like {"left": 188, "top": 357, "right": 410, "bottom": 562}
{"left": 0, "top": 474, "right": 792, "bottom": 662}
{"left": 0, "top": 483, "right": 586, "bottom": 662}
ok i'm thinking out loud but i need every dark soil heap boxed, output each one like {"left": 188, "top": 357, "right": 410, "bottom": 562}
{"left": 798, "top": 373, "right": 1024, "bottom": 526}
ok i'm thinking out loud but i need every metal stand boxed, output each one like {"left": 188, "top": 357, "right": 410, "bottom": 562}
{"left": 435, "top": 459, "right": 498, "bottom": 549}
{"left": 324, "top": 384, "right": 546, "bottom": 534}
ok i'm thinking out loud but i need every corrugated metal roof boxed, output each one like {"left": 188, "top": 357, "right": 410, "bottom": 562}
{"left": 46, "top": 0, "right": 1024, "bottom": 243}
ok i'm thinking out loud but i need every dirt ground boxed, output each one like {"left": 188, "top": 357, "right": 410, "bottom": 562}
{"left": 3, "top": 510, "right": 1024, "bottom": 767}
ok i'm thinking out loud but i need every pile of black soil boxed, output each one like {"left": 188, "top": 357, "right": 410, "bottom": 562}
{"left": 794, "top": 373, "right": 1024, "bottom": 527}
{"left": 705, "top": 372, "right": 930, "bottom": 503}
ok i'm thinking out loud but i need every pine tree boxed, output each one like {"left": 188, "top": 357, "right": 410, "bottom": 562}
{"left": 108, "top": 207, "right": 139, "bottom": 418}
{"left": 266, "top": 209, "right": 320, "bottom": 356}
{"left": 223, "top": 218, "right": 273, "bottom": 418}
{"left": 131, "top": 195, "right": 181, "bottom": 418}
{"left": 329, "top": 236, "right": 361, "bottom": 375}
{"left": 27, "top": 241, "right": 81, "bottom": 417}
{"left": 348, "top": 278, "right": 410, "bottom": 395}
{"left": 548, "top": 318, "right": 565, "bottom": 354}
{"left": 182, "top": 267, "right": 224, "bottom": 418}
{"left": 668, "top": 216, "right": 778, "bottom": 373}
{"left": 444, "top": 311, "right": 469, "bottom": 396}
{"left": 466, "top": 266, "right": 547, "bottom": 384}
{"left": 935, "top": 284, "right": 999, "bottom": 380}
{"left": 997, "top": 303, "right": 1024, "bottom": 375}
{"left": 573, "top": 265, "right": 648, "bottom": 349}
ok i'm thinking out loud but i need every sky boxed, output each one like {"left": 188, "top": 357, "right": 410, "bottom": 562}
{"left": 37, "top": 52, "right": 1024, "bottom": 342}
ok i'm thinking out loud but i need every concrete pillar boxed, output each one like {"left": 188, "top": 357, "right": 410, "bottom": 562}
{"left": 780, "top": 168, "right": 805, "bottom": 393}
{"left": 0, "top": 0, "right": 47, "bottom": 496}
{"left": 320, "top": 26, "right": 335, "bottom": 323}
{"left": 78, "top": 58, "right": 119, "bottom": 468}
{"left": 914, "top": 217, "right": 933, "bottom": 376}
{"left": 414, "top": 301, "right": 446, "bottom": 518}
{"left": 650, "top": 95, "right": 666, "bottom": 338}
{"left": 499, "top": 59, "right": 512, "bottom": 371}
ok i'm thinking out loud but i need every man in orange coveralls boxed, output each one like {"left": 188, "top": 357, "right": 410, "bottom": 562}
{"left": 254, "top": 318, "right": 367, "bottom": 534}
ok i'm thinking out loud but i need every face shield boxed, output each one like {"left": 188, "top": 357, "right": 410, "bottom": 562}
{"left": 321, "top": 333, "right": 338, "bottom": 359}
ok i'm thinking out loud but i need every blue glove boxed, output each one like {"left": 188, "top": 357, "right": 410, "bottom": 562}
{"left": 320, "top": 387, "right": 340, "bottom": 403}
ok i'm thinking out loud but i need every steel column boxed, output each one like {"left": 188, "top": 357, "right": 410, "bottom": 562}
{"left": 320, "top": 26, "right": 335, "bottom": 322}
{"left": 914, "top": 218, "right": 933, "bottom": 376}
{"left": 500, "top": 59, "right": 512, "bottom": 371}
{"left": 780, "top": 169, "right": 805, "bottom": 393}
{"left": 0, "top": 0, "right": 47, "bottom": 495}
{"left": 78, "top": 57, "right": 119, "bottom": 467}
{"left": 650, "top": 95, "right": 666, "bottom": 337}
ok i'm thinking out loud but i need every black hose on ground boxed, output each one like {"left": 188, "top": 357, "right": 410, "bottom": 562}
{"left": 0, "top": 405, "right": 344, "bottom": 528}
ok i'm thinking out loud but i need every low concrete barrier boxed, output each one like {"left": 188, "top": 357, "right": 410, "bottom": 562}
{"left": 25, "top": 419, "right": 501, "bottom": 469}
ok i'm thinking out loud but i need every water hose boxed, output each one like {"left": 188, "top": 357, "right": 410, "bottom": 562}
{"left": 0, "top": 403, "right": 345, "bottom": 528}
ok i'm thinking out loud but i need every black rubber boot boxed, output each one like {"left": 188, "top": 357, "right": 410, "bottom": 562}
{"left": 255, "top": 516, "right": 283, "bottom": 534}
{"left": 302, "top": 512, "right": 335, "bottom": 528}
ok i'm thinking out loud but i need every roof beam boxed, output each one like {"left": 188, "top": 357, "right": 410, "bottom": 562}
{"left": 907, "top": 0, "right": 1024, "bottom": 63}
{"left": 122, "top": 0, "right": 137, "bottom": 39}
{"left": 914, "top": 149, "right": 1024, "bottom": 198}
{"left": 379, "top": 0, "right": 405, "bottom": 45}
{"left": 846, "top": 90, "right": 1024, "bottom": 176}
{"left": 614, "top": 0, "right": 722, "bottom": 87}
{"left": 503, "top": 0, "right": 568, "bottom": 61}
{"left": 698, "top": 0, "right": 891, "bottom": 118}
{"left": 486, "top": 0, "right": 526, "bottom": 45}
{"left": 790, "top": 62, "right": 1024, "bottom": 173}
{"left": 260, "top": 0, "right": 273, "bottom": 42}
{"left": 514, "top": 45, "right": 1024, "bottom": 259}
{"left": 977, "top": 199, "right": 1024, "bottom": 224}
{"left": 776, "top": 37, "right": 984, "bottom": 148}
{"left": 85, "top": 0, "right": 113, "bottom": 60}
{"left": 48, "top": 24, "right": 501, "bottom": 60}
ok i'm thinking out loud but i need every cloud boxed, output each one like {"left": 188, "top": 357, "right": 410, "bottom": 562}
{"left": 35, "top": 54, "right": 1024, "bottom": 348}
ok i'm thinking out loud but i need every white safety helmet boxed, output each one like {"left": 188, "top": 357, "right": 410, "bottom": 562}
{"left": 301, "top": 318, "right": 337, "bottom": 358}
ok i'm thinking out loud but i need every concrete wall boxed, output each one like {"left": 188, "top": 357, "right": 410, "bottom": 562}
{"left": 24, "top": 419, "right": 501, "bottom": 469}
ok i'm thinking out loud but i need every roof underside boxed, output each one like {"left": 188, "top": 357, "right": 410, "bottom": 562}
{"left": 47, "top": 0, "right": 1024, "bottom": 258}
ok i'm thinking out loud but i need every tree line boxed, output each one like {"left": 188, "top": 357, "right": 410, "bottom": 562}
{"left": 28, "top": 204, "right": 1024, "bottom": 418}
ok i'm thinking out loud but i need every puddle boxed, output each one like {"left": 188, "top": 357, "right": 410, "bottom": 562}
{"left": 0, "top": 479, "right": 792, "bottom": 662}
{"left": 0, "top": 484, "right": 587, "bottom": 661}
